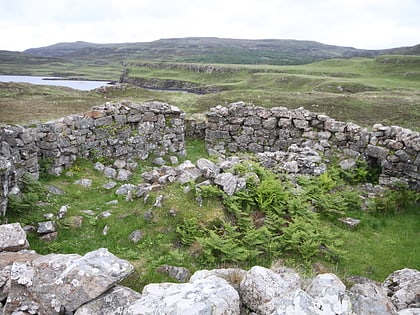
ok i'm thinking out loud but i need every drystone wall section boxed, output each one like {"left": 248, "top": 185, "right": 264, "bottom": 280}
{"left": 205, "top": 102, "right": 420, "bottom": 190}
{"left": 0, "top": 125, "right": 39, "bottom": 216}
{"left": 0, "top": 101, "right": 186, "bottom": 215}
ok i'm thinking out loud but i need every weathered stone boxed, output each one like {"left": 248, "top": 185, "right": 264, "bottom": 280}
{"left": 74, "top": 178, "right": 92, "bottom": 188}
{"left": 397, "top": 309, "right": 420, "bottom": 315}
{"left": 382, "top": 268, "right": 420, "bottom": 311}
{"left": 4, "top": 248, "right": 134, "bottom": 315}
{"left": 115, "top": 183, "right": 137, "bottom": 195}
{"left": 196, "top": 158, "right": 220, "bottom": 178}
{"left": 153, "top": 194, "right": 164, "bottom": 207}
{"left": 366, "top": 144, "right": 390, "bottom": 159}
{"left": 350, "top": 282, "right": 396, "bottom": 315}
{"left": 46, "top": 185, "right": 65, "bottom": 195}
{"left": 37, "top": 221, "right": 57, "bottom": 234}
{"left": 152, "top": 157, "right": 166, "bottom": 166}
{"left": 338, "top": 217, "right": 361, "bottom": 228}
{"left": 155, "top": 265, "right": 191, "bottom": 282}
{"left": 240, "top": 266, "right": 301, "bottom": 314}
{"left": 116, "top": 169, "right": 132, "bottom": 181}
{"left": 126, "top": 275, "right": 240, "bottom": 315}
{"left": 39, "top": 231, "right": 58, "bottom": 241}
{"left": 0, "top": 223, "right": 29, "bottom": 252}
{"left": 214, "top": 172, "right": 238, "bottom": 196}
{"left": 190, "top": 268, "right": 246, "bottom": 291}
{"left": 57, "top": 205, "right": 68, "bottom": 219}
{"left": 74, "top": 285, "right": 142, "bottom": 315}
{"left": 339, "top": 158, "right": 356, "bottom": 170}
{"left": 128, "top": 230, "right": 143, "bottom": 243}
{"left": 97, "top": 210, "right": 112, "bottom": 219}
{"left": 169, "top": 155, "right": 179, "bottom": 165}
{"left": 104, "top": 167, "right": 117, "bottom": 179}
{"left": 102, "top": 181, "right": 116, "bottom": 190}
{"left": 271, "top": 289, "right": 319, "bottom": 315}
{"left": 176, "top": 161, "right": 202, "bottom": 185}
{"left": 306, "top": 273, "right": 352, "bottom": 314}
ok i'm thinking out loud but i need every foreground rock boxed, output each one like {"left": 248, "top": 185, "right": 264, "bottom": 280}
{"left": 3, "top": 248, "right": 134, "bottom": 314}
{"left": 126, "top": 275, "right": 240, "bottom": 315}
{"left": 0, "top": 223, "right": 29, "bottom": 252}
{"left": 382, "top": 268, "right": 420, "bottom": 310}
{"left": 75, "top": 285, "right": 142, "bottom": 315}
{"left": 1, "top": 224, "right": 419, "bottom": 314}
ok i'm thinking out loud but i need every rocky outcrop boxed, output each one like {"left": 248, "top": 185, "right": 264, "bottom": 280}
{"left": 120, "top": 77, "right": 221, "bottom": 94}
{"left": 0, "top": 226, "right": 419, "bottom": 315}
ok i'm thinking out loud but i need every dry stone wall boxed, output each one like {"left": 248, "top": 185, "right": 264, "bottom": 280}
{"left": 1, "top": 100, "right": 419, "bottom": 216}
{"left": 205, "top": 102, "right": 419, "bottom": 190}
{"left": 0, "top": 101, "right": 186, "bottom": 215}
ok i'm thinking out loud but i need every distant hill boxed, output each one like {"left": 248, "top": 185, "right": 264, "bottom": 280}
{"left": 0, "top": 37, "right": 412, "bottom": 66}
{"left": 21, "top": 37, "right": 402, "bottom": 65}
{"left": 0, "top": 50, "right": 60, "bottom": 64}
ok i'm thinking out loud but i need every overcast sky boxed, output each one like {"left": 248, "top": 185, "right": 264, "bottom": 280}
{"left": 1, "top": 0, "right": 419, "bottom": 52}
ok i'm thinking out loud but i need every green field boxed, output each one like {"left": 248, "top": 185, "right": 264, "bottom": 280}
{"left": 1, "top": 51, "right": 419, "bottom": 288}
{"left": 5, "top": 142, "right": 419, "bottom": 291}
{"left": 1, "top": 55, "right": 419, "bottom": 130}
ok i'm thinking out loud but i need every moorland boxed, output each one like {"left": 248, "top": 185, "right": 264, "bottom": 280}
{"left": 1, "top": 37, "right": 419, "bottom": 291}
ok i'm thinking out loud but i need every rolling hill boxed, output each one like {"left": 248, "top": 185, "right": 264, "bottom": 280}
{"left": 22, "top": 37, "right": 416, "bottom": 65}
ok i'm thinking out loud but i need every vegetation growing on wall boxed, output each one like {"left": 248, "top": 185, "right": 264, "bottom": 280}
{"left": 5, "top": 140, "right": 419, "bottom": 291}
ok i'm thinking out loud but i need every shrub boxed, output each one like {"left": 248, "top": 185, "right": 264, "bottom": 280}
{"left": 7, "top": 173, "right": 45, "bottom": 213}
{"left": 177, "top": 161, "right": 345, "bottom": 268}
{"left": 369, "top": 183, "right": 419, "bottom": 215}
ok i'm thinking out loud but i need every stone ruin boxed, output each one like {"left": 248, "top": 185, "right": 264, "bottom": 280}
{"left": 0, "top": 100, "right": 419, "bottom": 314}
{"left": 205, "top": 102, "right": 419, "bottom": 190}
{"left": 1, "top": 100, "right": 419, "bottom": 216}
{"left": 0, "top": 101, "right": 185, "bottom": 216}
{"left": 0, "top": 223, "right": 419, "bottom": 314}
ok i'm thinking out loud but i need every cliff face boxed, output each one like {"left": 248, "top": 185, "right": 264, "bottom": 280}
{"left": 1, "top": 223, "right": 419, "bottom": 314}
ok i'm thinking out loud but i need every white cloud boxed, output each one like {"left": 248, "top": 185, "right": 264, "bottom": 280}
{"left": 0, "top": 0, "right": 419, "bottom": 51}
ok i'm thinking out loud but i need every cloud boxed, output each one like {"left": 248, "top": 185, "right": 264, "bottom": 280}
{"left": 0, "top": 0, "right": 419, "bottom": 51}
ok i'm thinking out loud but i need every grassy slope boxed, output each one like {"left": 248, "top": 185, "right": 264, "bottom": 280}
{"left": 118, "top": 55, "right": 420, "bottom": 130}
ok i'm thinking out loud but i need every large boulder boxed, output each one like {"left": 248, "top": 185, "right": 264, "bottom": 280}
{"left": 270, "top": 289, "right": 320, "bottom": 315}
{"left": 306, "top": 273, "right": 352, "bottom": 315}
{"left": 214, "top": 172, "right": 239, "bottom": 196}
{"left": 196, "top": 158, "right": 220, "bottom": 178}
{"left": 4, "top": 248, "right": 134, "bottom": 315}
{"left": 74, "top": 285, "right": 142, "bottom": 315}
{"left": 0, "top": 223, "right": 29, "bottom": 252}
{"left": 382, "top": 268, "right": 420, "bottom": 311}
{"left": 126, "top": 275, "right": 240, "bottom": 315}
{"left": 350, "top": 282, "right": 397, "bottom": 315}
{"left": 239, "top": 266, "right": 301, "bottom": 314}
{"left": 190, "top": 268, "right": 247, "bottom": 291}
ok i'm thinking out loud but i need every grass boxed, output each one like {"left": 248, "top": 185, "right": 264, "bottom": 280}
{"left": 2, "top": 55, "right": 419, "bottom": 289}
{"left": 325, "top": 205, "right": 420, "bottom": 281}
{"left": 5, "top": 139, "right": 419, "bottom": 292}
{"left": 2, "top": 55, "right": 419, "bottom": 130}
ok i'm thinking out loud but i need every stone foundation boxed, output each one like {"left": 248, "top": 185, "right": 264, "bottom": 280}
{"left": 1, "top": 100, "right": 419, "bottom": 216}
{"left": 205, "top": 102, "right": 419, "bottom": 190}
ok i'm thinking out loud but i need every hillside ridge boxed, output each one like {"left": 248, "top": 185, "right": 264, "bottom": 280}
{"left": 22, "top": 37, "right": 419, "bottom": 65}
